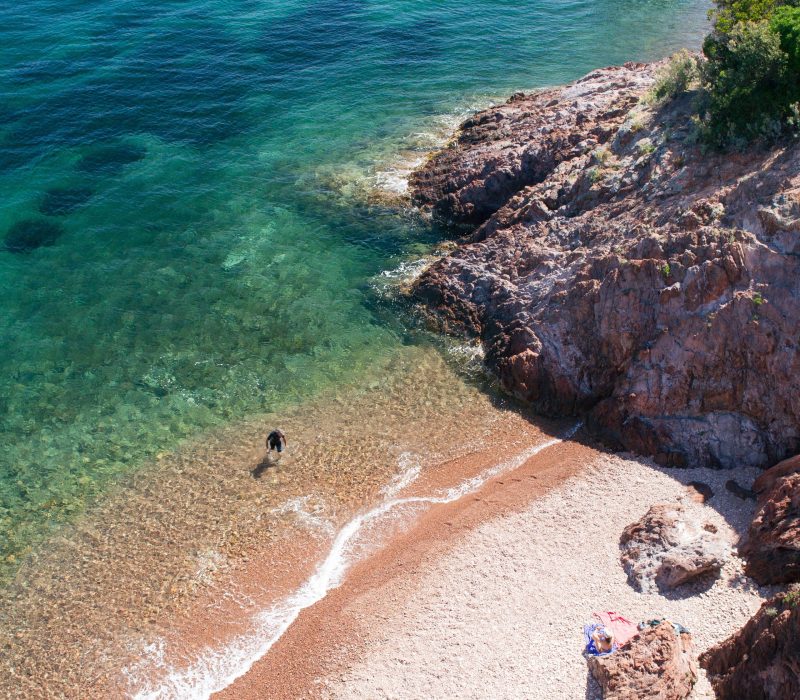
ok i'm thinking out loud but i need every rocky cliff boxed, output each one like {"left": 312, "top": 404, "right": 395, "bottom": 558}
{"left": 700, "top": 590, "right": 800, "bottom": 700}
{"left": 410, "top": 61, "right": 800, "bottom": 469}
{"left": 742, "top": 455, "right": 800, "bottom": 584}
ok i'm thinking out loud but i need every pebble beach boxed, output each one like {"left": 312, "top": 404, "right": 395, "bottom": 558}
{"left": 215, "top": 437, "right": 774, "bottom": 699}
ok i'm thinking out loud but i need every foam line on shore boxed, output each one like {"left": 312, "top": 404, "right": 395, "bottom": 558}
{"left": 127, "top": 424, "right": 580, "bottom": 700}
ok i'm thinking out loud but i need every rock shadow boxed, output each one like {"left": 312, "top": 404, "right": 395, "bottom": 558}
{"left": 584, "top": 665, "right": 601, "bottom": 700}
{"left": 653, "top": 570, "right": 719, "bottom": 600}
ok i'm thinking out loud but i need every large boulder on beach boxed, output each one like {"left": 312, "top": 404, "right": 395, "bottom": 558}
{"left": 619, "top": 503, "right": 727, "bottom": 591}
{"left": 741, "top": 465, "right": 800, "bottom": 585}
{"left": 588, "top": 621, "right": 696, "bottom": 700}
{"left": 700, "top": 590, "right": 800, "bottom": 700}
{"left": 410, "top": 60, "right": 800, "bottom": 469}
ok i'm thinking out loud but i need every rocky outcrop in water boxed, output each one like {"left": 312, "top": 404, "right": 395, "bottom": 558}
{"left": 700, "top": 590, "right": 800, "bottom": 700}
{"left": 742, "top": 455, "right": 800, "bottom": 584}
{"left": 410, "top": 62, "right": 800, "bottom": 469}
{"left": 587, "top": 621, "right": 696, "bottom": 700}
{"left": 619, "top": 503, "right": 727, "bottom": 592}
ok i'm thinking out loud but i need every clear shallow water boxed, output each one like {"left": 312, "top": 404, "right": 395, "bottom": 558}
{"left": 1, "top": 1, "right": 709, "bottom": 577}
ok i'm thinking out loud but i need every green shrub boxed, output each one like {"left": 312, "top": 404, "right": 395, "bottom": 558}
{"left": 650, "top": 50, "right": 701, "bottom": 103}
{"left": 592, "top": 147, "right": 611, "bottom": 165}
{"left": 637, "top": 138, "right": 656, "bottom": 156}
{"left": 710, "top": 0, "right": 798, "bottom": 33}
{"left": 771, "top": 5, "right": 800, "bottom": 72}
{"left": 784, "top": 589, "right": 800, "bottom": 607}
{"left": 700, "top": 21, "right": 791, "bottom": 145}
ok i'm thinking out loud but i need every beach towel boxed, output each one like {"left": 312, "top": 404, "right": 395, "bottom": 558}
{"left": 593, "top": 610, "right": 638, "bottom": 647}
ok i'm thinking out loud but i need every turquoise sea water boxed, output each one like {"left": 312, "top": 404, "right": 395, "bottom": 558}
{"left": 0, "top": 1, "right": 709, "bottom": 576}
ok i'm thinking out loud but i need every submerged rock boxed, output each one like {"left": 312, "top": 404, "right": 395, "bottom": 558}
{"left": 700, "top": 590, "right": 800, "bottom": 700}
{"left": 77, "top": 142, "right": 146, "bottom": 175}
{"left": 410, "top": 61, "right": 800, "bottom": 469}
{"left": 741, "top": 462, "right": 800, "bottom": 585}
{"left": 39, "top": 186, "right": 94, "bottom": 216}
{"left": 619, "top": 503, "right": 727, "bottom": 591}
{"left": 587, "top": 621, "right": 696, "bottom": 700}
{"left": 4, "top": 218, "right": 66, "bottom": 253}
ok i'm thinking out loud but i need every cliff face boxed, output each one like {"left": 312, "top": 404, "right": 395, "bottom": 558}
{"left": 699, "top": 590, "right": 800, "bottom": 700}
{"left": 410, "top": 62, "right": 800, "bottom": 469}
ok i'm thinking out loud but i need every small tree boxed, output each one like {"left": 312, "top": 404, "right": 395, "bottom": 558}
{"left": 701, "top": 21, "right": 790, "bottom": 145}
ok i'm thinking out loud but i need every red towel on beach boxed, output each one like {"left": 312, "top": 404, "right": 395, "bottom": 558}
{"left": 593, "top": 611, "right": 638, "bottom": 647}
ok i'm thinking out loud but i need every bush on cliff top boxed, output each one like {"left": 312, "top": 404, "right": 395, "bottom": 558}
{"left": 709, "top": 0, "right": 800, "bottom": 33}
{"left": 700, "top": 21, "right": 791, "bottom": 145}
{"left": 649, "top": 50, "right": 700, "bottom": 104}
{"left": 772, "top": 4, "right": 800, "bottom": 72}
{"left": 697, "top": 1, "right": 800, "bottom": 146}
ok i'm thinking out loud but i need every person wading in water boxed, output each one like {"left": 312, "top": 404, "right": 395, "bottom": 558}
{"left": 266, "top": 428, "right": 287, "bottom": 460}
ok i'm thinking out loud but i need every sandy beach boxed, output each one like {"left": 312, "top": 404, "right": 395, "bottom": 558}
{"left": 215, "top": 435, "right": 774, "bottom": 700}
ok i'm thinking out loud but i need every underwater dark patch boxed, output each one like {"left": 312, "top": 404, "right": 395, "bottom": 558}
{"left": 4, "top": 219, "right": 66, "bottom": 253}
{"left": 39, "top": 186, "right": 94, "bottom": 216}
{"left": 77, "top": 143, "right": 146, "bottom": 175}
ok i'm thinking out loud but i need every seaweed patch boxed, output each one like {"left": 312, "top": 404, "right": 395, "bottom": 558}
{"left": 77, "top": 142, "right": 146, "bottom": 175}
{"left": 4, "top": 218, "right": 66, "bottom": 253}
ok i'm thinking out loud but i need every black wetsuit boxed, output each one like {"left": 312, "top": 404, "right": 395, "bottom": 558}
{"left": 267, "top": 430, "right": 286, "bottom": 453}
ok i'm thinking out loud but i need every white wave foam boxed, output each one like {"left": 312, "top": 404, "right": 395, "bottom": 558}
{"left": 272, "top": 496, "right": 335, "bottom": 538}
{"left": 126, "top": 424, "right": 581, "bottom": 699}
{"left": 372, "top": 155, "right": 424, "bottom": 195}
{"left": 370, "top": 257, "right": 433, "bottom": 301}
{"left": 381, "top": 451, "right": 422, "bottom": 499}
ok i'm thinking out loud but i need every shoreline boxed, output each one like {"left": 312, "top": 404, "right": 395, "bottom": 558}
{"left": 2, "top": 345, "right": 541, "bottom": 699}
{"left": 216, "top": 441, "right": 773, "bottom": 700}
{"left": 212, "top": 425, "right": 592, "bottom": 699}
{"left": 119, "top": 410, "right": 574, "bottom": 698}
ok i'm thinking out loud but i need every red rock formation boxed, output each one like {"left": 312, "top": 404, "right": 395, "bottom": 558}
{"left": 411, "top": 62, "right": 800, "bottom": 469}
{"left": 620, "top": 503, "right": 727, "bottom": 591}
{"left": 587, "top": 621, "right": 696, "bottom": 700}
{"left": 742, "top": 468, "right": 800, "bottom": 584}
{"left": 753, "top": 454, "right": 800, "bottom": 495}
{"left": 700, "top": 591, "right": 800, "bottom": 700}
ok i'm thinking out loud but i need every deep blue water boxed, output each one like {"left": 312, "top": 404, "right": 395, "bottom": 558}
{"left": 0, "top": 0, "right": 709, "bottom": 577}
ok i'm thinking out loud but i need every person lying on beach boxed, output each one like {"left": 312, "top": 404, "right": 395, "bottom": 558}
{"left": 590, "top": 626, "right": 615, "bottom": 654}
{"left": 266, "top": 429, "right": 287, "bottom": 458}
